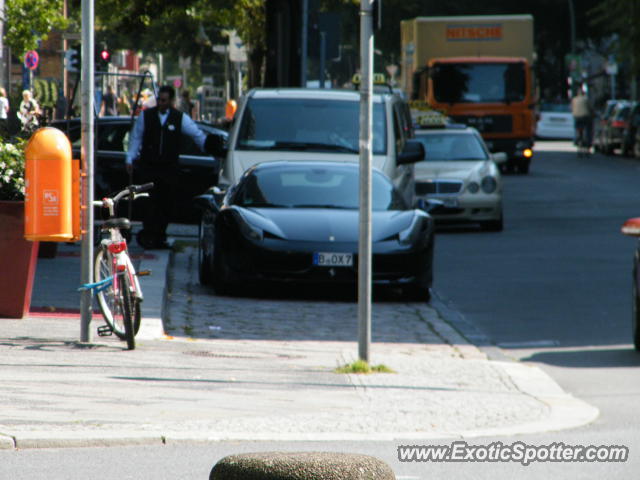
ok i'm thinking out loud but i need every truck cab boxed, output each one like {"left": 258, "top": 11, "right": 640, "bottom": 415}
{"left": 424, "top": 56, "right": 535, "bottom": 173}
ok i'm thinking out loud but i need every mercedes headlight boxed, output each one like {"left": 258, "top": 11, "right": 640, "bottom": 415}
{"left": 467, "top": 182, "right": 480, "bottom": 194}
{"left": 481, "top": 176, "right": 497, "bottom": 194}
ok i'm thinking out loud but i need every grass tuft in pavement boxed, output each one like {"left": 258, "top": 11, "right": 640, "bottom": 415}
{"left": 335, "top": 359, "right": 395, "bottom": 374}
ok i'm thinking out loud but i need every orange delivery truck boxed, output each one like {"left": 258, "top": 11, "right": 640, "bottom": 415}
{"left": 401, "top": 15, "right": 536, "bottom": 173}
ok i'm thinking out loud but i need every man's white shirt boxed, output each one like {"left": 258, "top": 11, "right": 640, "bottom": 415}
{"left": 126, "top": 109, "right": 207, "bottom": 165}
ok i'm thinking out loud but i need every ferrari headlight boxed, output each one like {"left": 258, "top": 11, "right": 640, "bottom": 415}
{"left": 481, "top": 176, "right": 497, "bottom": 194}
{"left": 399, "top": 216, "right": 421, "bottom": 245}
{"left": 467, "top": 182, "right": 480, "bottom": 194}
{"left": 236, "top": 213, "right": 264, "bottom": 241}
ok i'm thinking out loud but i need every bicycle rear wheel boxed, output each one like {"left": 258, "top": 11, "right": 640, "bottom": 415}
{"left": 95, "top": 247, "right": 139, "bottom": 343}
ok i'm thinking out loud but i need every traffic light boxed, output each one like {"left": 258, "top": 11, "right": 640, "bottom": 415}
{"left": 96, "top": 44, "right": 111, "bottom": 70}
{"left": 65, "top": 45, "right": 81, "bottom": 72}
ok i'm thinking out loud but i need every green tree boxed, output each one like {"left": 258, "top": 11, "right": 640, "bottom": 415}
{"left": 2, "top": 0, "right": 68, "bottom": 59}
{"left": 590, "top": 0, "right": 640, "bottom": 77}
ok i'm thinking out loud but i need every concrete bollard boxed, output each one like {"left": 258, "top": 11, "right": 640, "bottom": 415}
{"left": 210, "top": 451, "right": 396, "bottom": 480}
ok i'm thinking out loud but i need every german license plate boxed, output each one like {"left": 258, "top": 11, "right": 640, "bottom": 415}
{"left": 441, "top": 197, "right": 459, "bottom": 208}
{"left": 429, "top": 196, "right": 459, "bottom": 208}
{"left": 313, "top": 252, "right": 353, "bottom": 267}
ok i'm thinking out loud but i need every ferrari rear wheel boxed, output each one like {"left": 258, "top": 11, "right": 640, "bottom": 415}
{"left": 212, "top": 234, "right": 233, "bottom": 296}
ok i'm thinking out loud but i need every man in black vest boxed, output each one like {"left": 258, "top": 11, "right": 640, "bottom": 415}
{"left": 126, "top": 85, "right": 208, "bottom": 248}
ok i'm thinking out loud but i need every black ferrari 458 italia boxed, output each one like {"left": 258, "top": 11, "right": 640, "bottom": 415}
{"left": 196, "top": 161, "right": 435, "bottom": 300}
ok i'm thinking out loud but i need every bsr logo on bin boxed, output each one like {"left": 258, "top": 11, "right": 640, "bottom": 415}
{"left": 43, "top": 190, "right": 59, "bottom": 204}
{"left": 42, "top": 190, "right": 60, "bottom": 216}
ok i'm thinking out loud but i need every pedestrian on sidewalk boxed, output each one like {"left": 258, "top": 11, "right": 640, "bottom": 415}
{"left": 100, "top": 85, "right": 118, "bottom": 116}
{"left": 125, "top": 85, "right": 208, "bottom": 249}
{"left": 17, "top": 90, "right": 40, "bottom": 134}
{"left": 0, "top": 87, "right": 9, "bottom": 138}
{"left": 177, "top": 89, "right": 197, "bottom": 120}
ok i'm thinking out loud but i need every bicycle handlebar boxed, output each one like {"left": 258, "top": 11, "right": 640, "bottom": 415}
{"left": 113, "top": 183, "right": 155, "bottom": 203}
{"left": 129, "top": 183, "right": 154, "bottom": 194}
{"left": 93, "top": 183, "right": 155, "bottom": 208}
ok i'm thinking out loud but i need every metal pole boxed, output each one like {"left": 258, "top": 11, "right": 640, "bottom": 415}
{"left": 567, "top": 0, "right": 576, "bottom": 96}
{"left": 319, "top": 32, "right": 326, "bottom": 88}
{"left": 80, "top": 0, "right": 95, "bottom": 342}
{"left": 567, "top": 0, "right": 576, "bottom": 55}
{"left": 358, "top": 0, "right": 373, "bottom": 363}
{"left": 301, "top": 0, "right": 308, "bottom": 87}
{"left": 0, "top": 0, "right": 5, "bottom": 94}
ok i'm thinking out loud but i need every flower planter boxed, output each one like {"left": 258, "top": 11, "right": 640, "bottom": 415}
{"left": 0, "top": 201, "right": 39, "bottom": 318}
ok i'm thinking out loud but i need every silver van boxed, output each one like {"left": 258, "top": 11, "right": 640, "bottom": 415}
{"left": 218, "top": 88, "right": 424, "bottom": 205}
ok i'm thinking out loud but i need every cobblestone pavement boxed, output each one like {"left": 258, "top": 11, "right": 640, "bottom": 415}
{"left": 0, "top": 239, "right": 597, "bottom": 448}
{"left": 155, "top": 246, "right": 555, "bottom": 437}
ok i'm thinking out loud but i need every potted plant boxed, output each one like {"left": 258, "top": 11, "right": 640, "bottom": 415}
{"left": 0, "top": 137, "right": 39, "bottom": 318}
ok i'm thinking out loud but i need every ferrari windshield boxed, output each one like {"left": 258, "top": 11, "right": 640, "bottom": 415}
{"left": 431, "top": 62, "right": 526, "bottom": 103}
{"left": 236, "top": 98, "right": 387, "bottom": 155}
{"left": 233, "top": 165, "right": 406, "bottom": 211}
{"left": 414, "top": 132, "right": 489, "bottom": 161}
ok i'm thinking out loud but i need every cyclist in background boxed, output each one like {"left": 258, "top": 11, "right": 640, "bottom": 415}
{"left": 571, "top": 86, "right": 593, "bottom": 150}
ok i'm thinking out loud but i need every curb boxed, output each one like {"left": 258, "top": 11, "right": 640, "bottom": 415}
{"left": 428, "top": 291, "right": 600, "bottom": 438}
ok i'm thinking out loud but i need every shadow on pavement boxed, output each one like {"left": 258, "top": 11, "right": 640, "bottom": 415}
{"left": 520, "top": 347, "right": 640, "bottom": 368}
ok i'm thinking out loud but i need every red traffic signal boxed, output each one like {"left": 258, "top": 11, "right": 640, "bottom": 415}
{"left": 100, "top": 49, "right": 110, "bottom": 62}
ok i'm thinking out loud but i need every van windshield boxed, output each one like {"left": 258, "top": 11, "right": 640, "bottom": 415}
{"left": 236, "top": 97, "right": 387, "bottom": 154}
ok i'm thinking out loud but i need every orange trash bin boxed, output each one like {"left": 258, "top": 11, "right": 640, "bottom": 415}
{"left": 24, "top": 127, "right": 74, "bottom": 241}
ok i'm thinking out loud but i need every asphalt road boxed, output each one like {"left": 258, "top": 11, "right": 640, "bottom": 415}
{"left": 434, "top": 140, "right": 640, "bottom": 349}
{"left": 3, "top": 141, "right": 640, "bottom": 479}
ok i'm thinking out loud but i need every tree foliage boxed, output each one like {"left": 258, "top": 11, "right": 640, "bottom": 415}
{"left": 590, "top": 0, "right": 640, "bottom": 76}
{"left": 2, "top": 0, "right": 68, "bottom": 58}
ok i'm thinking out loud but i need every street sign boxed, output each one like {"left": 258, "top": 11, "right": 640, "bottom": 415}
{"left": 228, "top": 31, "right": 247, "bottom": 63}
{"left": 24, "top": 50, "right": 39, "bottom": 70}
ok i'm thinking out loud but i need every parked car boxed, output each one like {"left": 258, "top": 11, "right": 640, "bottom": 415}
{"left": 218, "top": 88, "right": 425, "bottom": 206}
{"left": 620, "top": 216, "right": 640, "bottom": 351}
{"left": 623, "top": 102, "right": 640, "bottom": 157}
{"left": 593, "top": 99, "right": 621, "bottom": 153}
{"left": 599, "top": 100, "right": 632, "bottom": 155}
{"left": 535, "top": 102, "right": 574, "bottom": 139}
{"left": 50, "top": 116, "right": 227, "bottom": 223}
{"left": 195, "top": 161, "right": 436, "bottom": 300}
{"left": 412, "top": 122, "right": 506, "bottom": 231}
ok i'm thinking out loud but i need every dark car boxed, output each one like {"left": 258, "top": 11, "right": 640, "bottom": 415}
{"left": 593, "top": 99, "right": 621, "bottom": 153}
{"left": 625, "top": 103, "right": 640, "bottom": 158}
{"left": 50, "top": 116, "right": 228, "bottom": 223}
{"left": 196, "top": 161, "right": 436, "bottom": 300}
{"left": 621, "top": 217, "right": 640, "bottom": 351}
{"left": 600, "top": 100, "right": 632, "bottom": 155}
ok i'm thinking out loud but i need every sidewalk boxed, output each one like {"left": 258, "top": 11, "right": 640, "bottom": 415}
{"left": 0, "top": 229, "right": 599, "bottom": 449}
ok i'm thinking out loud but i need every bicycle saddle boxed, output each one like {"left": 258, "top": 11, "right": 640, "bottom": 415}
{"left": 101, "top": 217, "right": 131, "bottom": 230}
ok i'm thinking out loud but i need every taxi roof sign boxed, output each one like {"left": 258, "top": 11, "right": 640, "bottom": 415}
{"left": 414, "top": 110, "right": 450, "bottom": 128}
{"left": 352, "top": 73, "right": 388, "bottom": 85}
